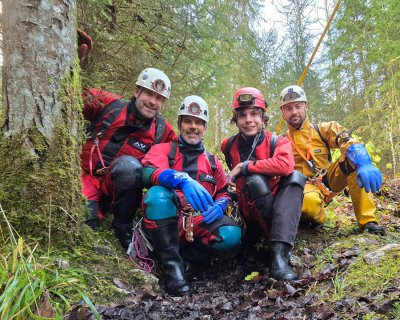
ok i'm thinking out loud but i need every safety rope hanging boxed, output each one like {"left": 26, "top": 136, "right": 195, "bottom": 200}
{"left": 275, "top": 0, "right": 342, "bottom": 135}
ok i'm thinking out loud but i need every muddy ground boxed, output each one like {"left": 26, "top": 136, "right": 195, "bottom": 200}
{"left": 69, "top": 179, "right": 400, "bottom": 320}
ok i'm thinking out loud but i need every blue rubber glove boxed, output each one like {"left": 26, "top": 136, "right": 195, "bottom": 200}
{"left": 158, "top": 169, "right": 214, "bottom": 212}
{"left": 346, "top": 144, "right": 382, "bottom": 193}
{"left": 202, "top": 198, "right": 229, "bottom": 224}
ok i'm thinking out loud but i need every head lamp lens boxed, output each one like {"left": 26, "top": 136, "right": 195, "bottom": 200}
{"left": 283, "top": 88, "right": 301, "bottom": 102}
{"left": 238, "top": 93, "right": 254, "bottom": 103}
{"left": 152, "top": 79, "right": 166, "bottom": 93}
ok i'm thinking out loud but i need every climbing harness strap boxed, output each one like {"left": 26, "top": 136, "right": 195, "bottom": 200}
{"left": 127, "top": 218, "right": 155, "bottom": 273}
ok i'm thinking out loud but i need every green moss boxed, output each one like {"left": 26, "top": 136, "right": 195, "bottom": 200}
{"left": 313, "top": 234, "right": 385, "bottom": 274}
{"left": 342, "top": 249, "right": 400, "bottom": 298}
{"left": 389, "top": 302, "right": 400, "bottom": 319}
{"left": 48, "top": 227, "right": 159, "bottom": 305}
{"left": 313, "top": 247, "right": 336, "bottom": 272}
{"left": 0, "top": 232, "right": 156, "bottom": 315}
{"left": 0, "top": 64, "right": 87, "bottom": 248}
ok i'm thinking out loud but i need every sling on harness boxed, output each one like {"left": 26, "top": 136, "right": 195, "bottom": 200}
{"left": 313, "top": 124, "right": 332, "bottom": 163}
{"left": 286, "top": 124, "right": 335, "bottom": 202}
{"left": 167, "top": 140, "right": 218, "bottom": 242}
{"left": 127, "top": 218, "right": 155, "bottom": 272}
{"left": 223, "top": 133, "right": 278, "bottom": 228}
{"left": 223, "top": 133, "right": 278, "bottom": 171}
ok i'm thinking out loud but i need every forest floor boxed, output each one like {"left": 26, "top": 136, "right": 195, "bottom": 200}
{"left": 68, "top": 179, "right": 400, "bottom": 320}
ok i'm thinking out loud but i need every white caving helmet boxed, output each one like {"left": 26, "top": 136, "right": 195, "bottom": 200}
{"left": 279, "top": 85, "right": 307, "bottom": 107}
{"left": 135, "top": 68, "right": 171, "bottom": 99}
{"left": 178, "top": 95, "right": 209, "bottom": 123}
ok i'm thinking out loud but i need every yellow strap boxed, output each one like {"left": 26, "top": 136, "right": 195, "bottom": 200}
{"left": 286, "top": 125, "right": 319, "bottom": 164}
{"left": 287, "top": 133, "right": 309, "bottom": 161}
{"left": 297, "top": 0, "right": 342, "bottom": 86}
{"left": 276, "top": 0, "right": 342, "bottom": 135}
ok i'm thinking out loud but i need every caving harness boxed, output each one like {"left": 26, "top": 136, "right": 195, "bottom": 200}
{"left": 167, "top": 140, "right": 217, "bottom": 243}
{"left": 86, "top": 98, "right": 165, "bottom": 176}
{"left": 127, "top": 142, "right": 218, "bottom": 270}
{"left": 286, "top": 123, "right": 337, "bottom": 203}
{"left": 223, "top": 132, "right": 279, "bottom": 229}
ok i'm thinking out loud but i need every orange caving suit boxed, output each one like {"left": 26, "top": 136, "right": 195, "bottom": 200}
{"left": 285, "top": 117, "right": 378, "bottom": 228}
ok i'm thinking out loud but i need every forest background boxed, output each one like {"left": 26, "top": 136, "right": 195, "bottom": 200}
{"left": 77, "top": 0, "right": 399, "bottom": 175}
{"left": 1, "top": 0, "right": 399, "bottom": 174}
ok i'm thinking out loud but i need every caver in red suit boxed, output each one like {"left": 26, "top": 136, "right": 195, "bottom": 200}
{"left": 81, "top": 68, "right": 177, "bottom": 249}
{"left": 221, "top": 87, "right": 306, "bottom": 281}
{"left": 141, "top": 96, "right": 242, "bottom": 296}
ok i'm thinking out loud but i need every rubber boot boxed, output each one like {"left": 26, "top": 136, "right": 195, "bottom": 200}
{"left": 269, "top": 241, "right": 299, "bottom": 281}
{"left": 146, "top": 218, "right": 190, "bottom": 296}
{"left": 180, "top": 242, "right": 214, "bottom": 281}
{"left": 363, "top": 222, "right": 385, "bottom": 236}
{"left": 85, "top": 200, "right": 100, "bottom": 230}
{"left": 113, "top": 221, "right": 133, "bottom": 250}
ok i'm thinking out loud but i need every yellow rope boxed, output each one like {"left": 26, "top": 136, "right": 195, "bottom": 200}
{"left": 276, "top": 0, "right": 342, "bottom": 134}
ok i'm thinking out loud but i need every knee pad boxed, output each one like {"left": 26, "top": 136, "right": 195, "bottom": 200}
{"left": 280, "top": 170, "right": 307, "bottom": 189}
{"left": 245, "top": 174, "right": 271, "bottom": 201}
{"left": 144, "top": 186, "right": 178, "bottom": 220}
{"left": 302, "top": 191, "right": 325, "bottom": 222}
{"left": 110, "top": 155, "right": 142, "bottom": 190}
{"left": 211, "top": 225, "right": 242, "bottom": 252}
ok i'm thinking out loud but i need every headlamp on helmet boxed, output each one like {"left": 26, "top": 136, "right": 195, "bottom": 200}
{"left": 232, "top": 87, "right": 267, "bottom": 111}
{"left": 178, "top": 95, "right": 209, "bottom": 123}
{"left": 237, "top": 93, "right": 254, "bottom": 104}
{"left": 151, "top": 79, "right": 166, "bottom": 93}
{"left": 135, "top": 68, "right": 171, "bottom": 99}
{"left": 279, "top": 85, "right": 307, "bottom": 107}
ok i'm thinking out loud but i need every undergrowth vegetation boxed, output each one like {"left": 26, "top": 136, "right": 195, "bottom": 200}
{"left": 0, "top": 203, "right": 101, "bottom": 319}
{"left": 0, "top": 180, "right": 399, "bottom": 319}
{"left": 0, "top": 236, "right": 100, "bottom": 319}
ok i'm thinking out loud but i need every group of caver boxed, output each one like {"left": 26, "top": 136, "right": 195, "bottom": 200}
{"left": 78, "top": 31, "right": 384, "bottom": 296}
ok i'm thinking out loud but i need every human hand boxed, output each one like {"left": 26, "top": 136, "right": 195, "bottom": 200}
{"left": 77, "top": 29, "right": 92, "bottom": 62}
{"left": 202, "top": 198, "right": 228, "bottom": 224}
{"left": 226, "top": 162, "right": 243, "bottom": 185}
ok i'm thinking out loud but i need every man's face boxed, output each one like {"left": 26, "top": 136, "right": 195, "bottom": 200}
{"left": 179, "top": 115, "right": 206, "bottom": 145}
{"left": 281, "top": 101, "right": 308, "bottom": 129}
{"left": 134, "top": 87, "right": 166, "bottom": 120}
{"left": 236, "top": 107, "right": 263, "bottom": 138}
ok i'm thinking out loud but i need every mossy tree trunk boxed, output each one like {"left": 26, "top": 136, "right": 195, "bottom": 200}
{"left": 0, "top": 0, "right": 86, "bottom": 247}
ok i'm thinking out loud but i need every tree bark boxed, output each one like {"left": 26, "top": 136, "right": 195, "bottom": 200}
{"left": 1, "top": 0, "right": 85, "bottom": 246}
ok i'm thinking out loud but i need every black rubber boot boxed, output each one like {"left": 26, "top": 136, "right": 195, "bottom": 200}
{"left": 180, "top": 243, "right": 214, "bottom": 280}
{"left": 145, "top": 218, "right": 190, "bottom": 296}
{"left": 363, "top": 222, "right": 385, "bottom": 236}
{"left": 85, "top": 200, "right": 100, "bottom": 230}
{"left": 269, "top": 241, "right": 299, "bottom": 281}
{"left": 113, "top": 221, "right": 133, "bottom": 249}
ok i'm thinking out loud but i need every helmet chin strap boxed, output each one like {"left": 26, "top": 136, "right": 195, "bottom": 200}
{"left": 240, "top": 131, "right": 262, "bottom": 162}
{"left": 136, "top": 86, "right": 143, "bottom": 98}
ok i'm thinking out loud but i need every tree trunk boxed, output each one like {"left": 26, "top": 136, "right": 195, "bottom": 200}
{"left": 0, "top": 0, "right": 85, "bottom": 246}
